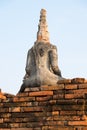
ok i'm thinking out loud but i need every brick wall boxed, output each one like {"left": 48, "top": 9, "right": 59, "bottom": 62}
{"left": 0, "top": 78, "right": 87, "bottom": 130}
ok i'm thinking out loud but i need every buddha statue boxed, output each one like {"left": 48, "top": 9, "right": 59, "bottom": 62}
{"left": 18, "top": 9, "right": 63, "bottom": 93}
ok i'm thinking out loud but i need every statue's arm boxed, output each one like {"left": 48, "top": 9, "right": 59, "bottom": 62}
{"left": 25, "top": 50, "right": 31, "bottom": 76}
{"left": 49, "top": 46, "right": 62, "bottom": 77}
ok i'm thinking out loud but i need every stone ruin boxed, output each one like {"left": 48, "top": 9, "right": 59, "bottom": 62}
{"left": 0, "top": 9, "right": 87, "bottom": 130}
{"left": 18, "top": 9, "right": 63, "bottom": 93}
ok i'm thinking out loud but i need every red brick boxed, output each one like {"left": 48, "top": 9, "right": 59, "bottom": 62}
{"left": 57, "top": 79, "right": 71, "bottom": 84}
{"left": 45, "top": 121, "right": 65, "bottom": 126}
{"left": 36, "top": 96, "right": 52, "bottom": 101}
{"left": 0, "top": 93, "right": 6, "bottom": 100}
{"left": 11, "top": 128, "right": 33, "bottom": 130}
{"left": 0, "top": 118, "right": 3, "bottom": 123}
{"left": 65, "top": 93, "right": 83, "bottom": 99}
{"left": 78, "top": 84, "right": 87, "bottom": 89}
{"left": 21, "top": 106, "right": 43, "bottom": 112}
{"left": 29, "top": 91, "right": 53, "bottom": 96}
{"left": 8, "top": 123, "right": 20, "bottom": 128}
{"left": 0, "top": 108, "right": 9, "bottom": 112}
{"left": 0, "top": 113, "right": 11, "bottom": 118}
{"left": 13, "top": 97, "right": 35, "bottom": 102}
{"left": 60, "top": 111, "right": 76, "bottom": 115}
{"left": 82, "top": 128, "right": 87, "bottom": 130}
{"left": 53, "top": 116, "right": 80, "bottom": 121}
{"left": 65, "top": 85, "right": 77, "bottom": 89}
{"left": 9, "top": 107, "right": 21, "bottom": 112}
{"left": 38, "top": 101, "right": 48, "bottom": 106}
{"left": 16, "top": 92, "right": 29, "bottom": 97}
{"left": 42, "top": 126, "right": 74, "bottom": 130}
{"left": 72, "top": 89, "right": 87, "bottom": 95}
{"left": 52, "top": 111, "right": 59, "bottom": 116}
{"left": 0, "top": 123, "right": 7, "bottom": 128}
{"left": 84, "top": 80, "right": 87, "bottom": 83}
{"left": 68, "top": 121, "right": 87, "bottom": 126}
{"left": 46, "top": 116, "right": 53, "bottom": 121}
{"left": 33, "top": 128, "right": 41, "bottom": 130}
{"left": 77, "top": 111, "right": 85, "bottom": 116}
{"left": 71, "top": 78, "right": 85, "bottom": 83}
{"left": 53, "top": 94, "right": 64, "bottom": 99}
{"left": 56, "top": 99, "right": 77, "bottom": 105}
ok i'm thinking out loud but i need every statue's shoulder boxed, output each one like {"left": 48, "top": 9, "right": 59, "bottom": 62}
{"left": 50, "top": 44, "right": 57, "bottom": 50}
{"left": 27, "top": 47, "right": 33, "bottom": 55}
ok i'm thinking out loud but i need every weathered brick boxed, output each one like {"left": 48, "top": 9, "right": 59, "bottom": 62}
{"left": 36, "top": 96, "right": 52, "bottom": 101}
{"left": 22, "top": 117, "right": 44, "bottom": 122}
{"left": 53, "top": 90, "right": 64, "bottom": 94}
{"left": 56, "top": 99, "right": 77, "bottom": 105}
{"left": 45, "top": 121, "right": 65, "bottom": 126}
{"left": 77, "top": 99, "right": 85, "bottom": 105}
{"left": 0, "top": 123, "right": 7, "bottom": 128}
{"left": 0, "top": 103, "right": 3, "bottom": 107}
{"left": 16, "top": 92, "right": 29, "bottom": 97}
{"left": 0, "top": 113, "right": 11, "bottom": 118}
{"left": 21, "top": 106, "right": 43, "bottom": 112}
{"left": 84, "top": 80, "right": 87, "bottom": 83}
{"left": 46, "top": 116, "right": 53, "bottom": 121}
{"left": 57, "top": 79, "right": 71, "bottom": 84}
{"left": 65, "top": 93, "right": 83, "bottom": 99}
{"left": 72, "top": 89, "right": 87, "bottom": 95}
{"left": 60, "top": 111, "right": 76, "bottom": 115}
{"left": 0, "top": 108, "right": 9, "bottom": 112}
{"left": 53, "top": 94, "right": 64, "bottom": 99}
{"left": 38, "top": 101, "right": 48, "bottom": 106}
{"left": 29, "top": 91, "right": 53, "bottom": 97}
{"left": 42, "top": 126, "right": 49, "bottom": 130}
{"left": 8, "top": 123, "right": 19, "bottom": 128}
{"left": 52, "top": 111, "right": 59, "bottom": 116}
{"left": 42, "top": 126, "right": 74, "bottom": 130}
{"left": 82, "top": 128, "right": 87, "bottom": 130}
{"left": 9, "top": 107, "right": 21, "bottom": 112}
{"left": 26, "top": 122, "right": 43, "bottom": 127}
{"left": 53, "top": 105, "right": 83, "bottom": 111}
{"left": 77, "top": 111, "right": 85, "bottom": 116}
{"left": 65, "top": 85, "right": 77, "bottom": 89}
{"left": 41, "top": 84, "right": 64, "bottom": 91}
{"left": 0, "top": 118, "right": 3, "bottom": 123}
{"left": 68, "top": 121, "right": 87, "bottom": 126}
{"left": 19, "top": 122, "right": 27, "bottom": 127}
{"left": 0, "top": 93, "right": 6, "bottom": 100}
{"left": 13, "top": 97, "right": 35, "bottom": 102}
{"left": 78, "top": 84, "right": 87, "bottom": 89}
{"left": 4, "top": 118, "right": 23, "bottom": 123}
{"left": 11, "top": 128, "right": 33, "bottom": 130}
{"left": 71, "top": 78, "right": 85, "bottom": 84}
{"left": 53, "top": 116, "right": 80, "bottom": 121}
{"left": 33, "top": 128, "right": 41, "bottom": 130}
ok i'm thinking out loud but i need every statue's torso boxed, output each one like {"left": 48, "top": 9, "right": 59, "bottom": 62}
{"left": 27, "top": 42, "right": 56, "bottom": 75}
{"left": 24, "top": 42, "right": 59, "bottom": 86}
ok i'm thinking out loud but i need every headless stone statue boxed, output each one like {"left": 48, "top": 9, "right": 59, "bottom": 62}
{"left": 18, "top": 9, "right": 63, "bottom": 93}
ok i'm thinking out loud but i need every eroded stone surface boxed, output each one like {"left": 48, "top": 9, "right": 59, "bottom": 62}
{"left": 18, "top": 9, "right": 63, "bottom": 93}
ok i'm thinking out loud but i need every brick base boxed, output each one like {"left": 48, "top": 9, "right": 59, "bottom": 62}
{"left": 0, "top": 78, "right": 87, "bottom": 129}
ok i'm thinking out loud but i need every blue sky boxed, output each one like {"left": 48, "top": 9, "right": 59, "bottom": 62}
{"left": 0, "top": 0, "right": 87, "bottom": 94}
